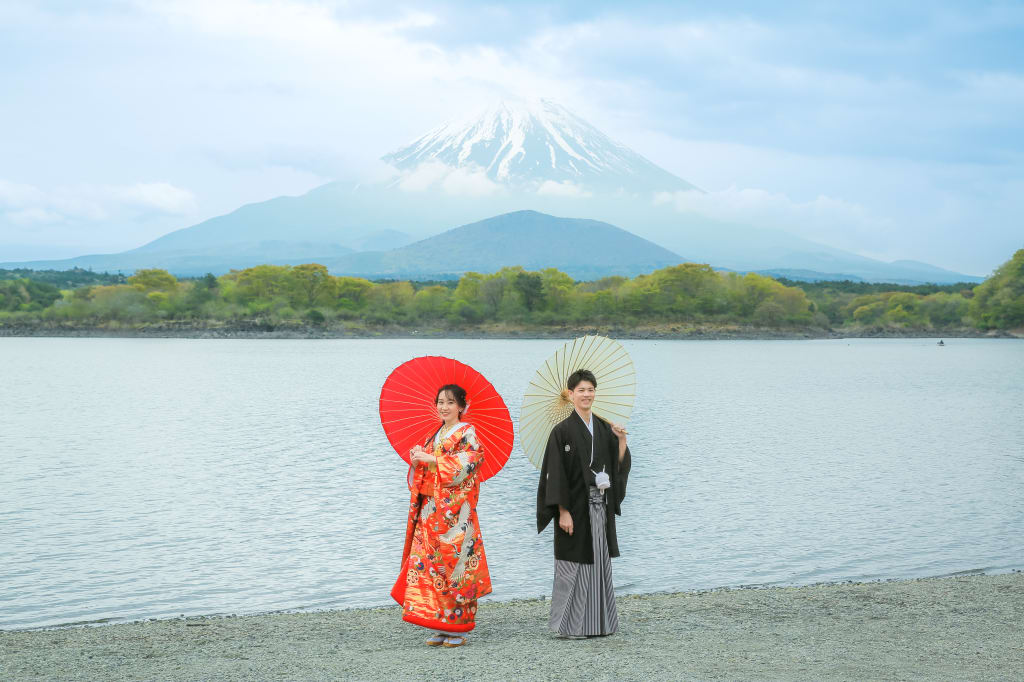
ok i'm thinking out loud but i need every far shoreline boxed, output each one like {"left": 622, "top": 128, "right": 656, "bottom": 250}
{"left": 1, "top": 321, "right": 1020, "bottom": 341}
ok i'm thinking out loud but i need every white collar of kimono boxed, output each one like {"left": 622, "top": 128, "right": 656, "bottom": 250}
{"left": 435, "top": 421, "right": 468, "bottom": 443}
{"left": 572, "top": 410, "right": 598, "bottom": 470}
{"left": 574, "top": 409, "right": 594, "bottom": 434}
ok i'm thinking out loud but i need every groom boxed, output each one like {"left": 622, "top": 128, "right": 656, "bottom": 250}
{"left": 536, "top": 369, "right": 631, "bottom": 638}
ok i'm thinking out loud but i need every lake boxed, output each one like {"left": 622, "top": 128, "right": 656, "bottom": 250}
{"left": 1, "top": 337, "right": 1022, "bottom": 630}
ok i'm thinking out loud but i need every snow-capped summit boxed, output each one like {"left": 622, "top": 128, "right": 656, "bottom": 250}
{"left": 382, "top": 98, "right": 698, "bottom": 193}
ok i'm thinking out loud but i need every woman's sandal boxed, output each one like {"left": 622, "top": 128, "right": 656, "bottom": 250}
{"left": 442, "top": 635, "right": 466, "bottom": 648}
{"left": 425, "top": 633, "right": 446, "bottom": 646}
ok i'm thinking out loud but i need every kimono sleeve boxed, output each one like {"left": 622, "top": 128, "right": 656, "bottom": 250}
{"left": 407, "top": 463, "right": 422, "bottom": 493}
{"left": 437, "top": 425, "right": 484, "bottom": 488}
{"left": 536, "top": 427, "right": 571, "bottom": 533}
{"left": 611, "top": 435, "right": 631, "bottom": 511}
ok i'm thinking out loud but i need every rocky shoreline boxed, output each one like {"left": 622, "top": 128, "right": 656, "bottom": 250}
{"left": 2, "top": 572, "right": 1021, "bottom": 681}
{"left": 0, "top": 321, "right": 1016, "bottom": 340}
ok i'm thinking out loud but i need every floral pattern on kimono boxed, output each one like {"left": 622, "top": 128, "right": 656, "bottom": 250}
{"left": 391, "top": 422, "right": 491, "bottom": 632}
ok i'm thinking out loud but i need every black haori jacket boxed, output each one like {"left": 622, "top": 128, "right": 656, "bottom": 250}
{"left": 537, "top": 411, "right": 631, "bottom": 564}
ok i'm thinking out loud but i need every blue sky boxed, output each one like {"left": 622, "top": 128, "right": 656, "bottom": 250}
{"left": 1, "top": 0, "right": 1022, "bottom": 275}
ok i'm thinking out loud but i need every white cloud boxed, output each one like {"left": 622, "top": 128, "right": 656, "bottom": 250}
{"left": 152, "top": 0, "right": 437, "bottom": 42}
{"left": 139, "top": 0, "right": 588, "bottom": 137}
{"left": 397, "top": 161, "right": 452, "bottom": 192}
{"left": 654, "top": 186, "right": 897, "bottom": 258}
{"left": 655, "top": 186, "right": 869, "bottom": 224}
{"left": 6, "top": 207, "right": 63, "bottom": 225}
{"left": 536, "top": 180, "right": 593, "bottom": 198}
{"left": 440, "top": 167, "right": 501, "bottom": 196}
{"left": 0, "top": 180, "right": 46, "bottom": 209}
{"left": 0, "top": 179, "right": 198, "bottom": 227}
{"left": 113, "top": 182, "right": 198, "bottom": 214}
{"left": 396, "top": 162, "right": 501, "bottom": 197}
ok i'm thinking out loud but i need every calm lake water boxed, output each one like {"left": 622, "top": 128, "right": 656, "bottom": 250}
{"left": 1, "top": 337, "right": 1022, "bottom": 630}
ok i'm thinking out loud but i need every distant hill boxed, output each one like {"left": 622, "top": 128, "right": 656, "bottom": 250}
{"left": 753, "top": 266, "right": 982, "bottom": 285}
{"left": 321, "top": 210, "right": 684, "bottom": 280}
{"left": 0, "top": 240, "right": 357, "bottom": 277}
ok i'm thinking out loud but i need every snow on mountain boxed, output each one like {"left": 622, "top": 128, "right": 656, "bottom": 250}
{"left": 382, "top": 98, "right": 698, "bottom": 194}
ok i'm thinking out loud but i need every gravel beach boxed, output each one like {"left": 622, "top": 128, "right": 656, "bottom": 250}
{"left": 2, "top": 573, "right": 1021, "bottom": 681}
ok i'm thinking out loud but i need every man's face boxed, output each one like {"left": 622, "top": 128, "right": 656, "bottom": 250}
{"left": 570, "top": 380, "right": 596, "bottom": 412}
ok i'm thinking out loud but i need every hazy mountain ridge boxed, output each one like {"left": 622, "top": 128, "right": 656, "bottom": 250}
{"left": 0, "top": 198, "right": 982, "bottom": 283}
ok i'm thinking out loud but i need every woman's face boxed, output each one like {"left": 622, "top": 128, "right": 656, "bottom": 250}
{"left": 436, "top": 390, "right": 462, "bottom": 424}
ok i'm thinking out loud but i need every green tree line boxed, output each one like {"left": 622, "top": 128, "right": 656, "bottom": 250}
{"left": 0, "top": 267, "right": 127, "bottom": 288}
{"left": 1, "top": 249, "right": 1022, "bottom": 331}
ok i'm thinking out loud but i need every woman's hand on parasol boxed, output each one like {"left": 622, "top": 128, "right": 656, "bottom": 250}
{"left": 410, "top": 445, "right": 434, "bottom": 467}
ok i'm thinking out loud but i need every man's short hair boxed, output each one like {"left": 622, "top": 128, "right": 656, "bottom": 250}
{"left": 567, "top": 369, "right": 597, "bottom": 390}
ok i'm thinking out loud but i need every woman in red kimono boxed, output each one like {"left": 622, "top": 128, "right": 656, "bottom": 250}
{"left": 391, "top": 383, "right": 491, "bottom": 647}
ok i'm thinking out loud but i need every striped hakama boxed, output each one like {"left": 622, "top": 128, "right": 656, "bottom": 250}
{"left": 549, "top": 486, "right": 619, "bottom": 637}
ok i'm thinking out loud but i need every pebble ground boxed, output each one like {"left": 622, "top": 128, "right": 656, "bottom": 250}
{"left": 2, "top": 573, "right": 1021, "bottom": 681}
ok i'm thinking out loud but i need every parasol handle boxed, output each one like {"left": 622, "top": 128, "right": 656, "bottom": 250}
{"left": 595, "top": 413, "right": 629, "bottom": 434}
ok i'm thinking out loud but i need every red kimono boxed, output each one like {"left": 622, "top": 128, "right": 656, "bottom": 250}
{"left": 391, "top": 422, "right": 491, "bottom": 632}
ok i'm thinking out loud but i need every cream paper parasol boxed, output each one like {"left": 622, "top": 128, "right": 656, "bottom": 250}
{"left": 519, "top": 335, "right": 636, "bottom": 469}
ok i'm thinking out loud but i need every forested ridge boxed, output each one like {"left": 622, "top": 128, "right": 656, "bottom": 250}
{"left": 1, "top": 249, "right": 1022, "bottom": 333}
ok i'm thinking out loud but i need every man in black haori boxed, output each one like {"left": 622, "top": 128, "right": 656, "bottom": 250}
{"left": 537, "top": 369, "right": 631, "bottom": 638}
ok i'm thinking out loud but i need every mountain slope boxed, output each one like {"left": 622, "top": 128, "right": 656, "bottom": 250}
{"left": 322, "top": 210, "right": 684, "bottom": 280}
{"left": 130, "top": 187, "right": 412, "bottom": 254}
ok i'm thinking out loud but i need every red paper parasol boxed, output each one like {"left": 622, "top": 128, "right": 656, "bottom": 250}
{"left": 379, "top": 356, "right": 514, "bottom": 483}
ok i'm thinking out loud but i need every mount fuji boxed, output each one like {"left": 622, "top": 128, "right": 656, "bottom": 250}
{"left": 1, "top": 99, "right": 980, "bottom": 284}
{"left": 383, "top": 99, "right": 696, "bottom": 194}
